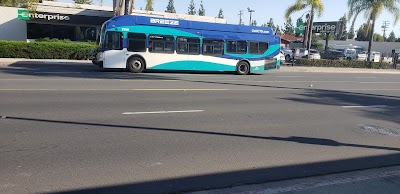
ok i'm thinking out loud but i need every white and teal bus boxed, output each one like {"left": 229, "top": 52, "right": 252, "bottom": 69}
{"left": 95, "top": 15, "right": 281, "bottom": 75}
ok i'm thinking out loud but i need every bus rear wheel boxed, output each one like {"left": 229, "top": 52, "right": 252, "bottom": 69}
{"left": 127, "top": 57, "right": 145, "bottom": 73}
{"left": 236, "top": 61, "right": 250, "bottom": 75}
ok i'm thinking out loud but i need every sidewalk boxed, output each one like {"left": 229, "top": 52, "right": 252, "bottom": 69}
{"left": 280, "top": 65, "right": 400, "bottom": 74}
{"left": 191, "top": 165, "right": 400, "bottom": 194}
{"left": 0, "top": 58, "right": 91, "bottom": 66}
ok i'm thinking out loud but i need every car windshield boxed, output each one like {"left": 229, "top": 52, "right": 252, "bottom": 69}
{"left": 347, "top": 50, "right": 356, "bottom": 54}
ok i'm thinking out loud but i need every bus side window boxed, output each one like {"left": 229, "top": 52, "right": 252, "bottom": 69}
{"left": 127, "top": 33, "right": 146, "bottom": 52}
{"left": 203, "top": 39, "right": 224, "bottom": 56}
{"left": 249, "top": 42, "right": 269, "bottom": 54}
{"left": 149, "top": 34, "right": 174, "bottom": 53}
{"left": 177, "top": 37, "right": 200, "bottom": 55}
{"left": 227, "top": 40, "right": 247, "bottom": 54}
{"left": 105, "top": 31, "right": 123, "bottom": 50}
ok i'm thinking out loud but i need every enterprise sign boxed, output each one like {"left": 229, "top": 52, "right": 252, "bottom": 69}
{"left": 296, "top": 21, "right": 339, "bottom": 34}
{"left": 18, "top": 10, "right": 70, "bottom": 21}
{"left": 312, "top": 22, "right": 339, "bottom": 33}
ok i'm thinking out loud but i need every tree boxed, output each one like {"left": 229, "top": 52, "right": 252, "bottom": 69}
{"left": 267, "top": 18, "right": 276, "bottom": 29}
{"left": 285, "top": 0, "right": 324, "bottom": 55}
{"left": 145, "top": 0, "right": 153, "bottom": 11}
{"left": 74, "top": 0, "right": 92, "bottom": 4}
{"left": 128, "top": 0, "right": 134, "bottom": 14}
{"left": 336, "top": 14, "right": 348, "bottom": 40}
{"left": 348, "top": 0, "right": 400, "bottom": 61}
{"left": 373, "top": 33, "right": 384, "bottom": 42}
{"left": 356, "top": 23, "right": 369, "bottom": 41}
{"left": 251, "top": 20, "right": 257, "bottom": 26}
{"left": 0, "top": 0, "right": 42, "bottom": 7}
{"left": 188, "top": 0, "right": 196, "bottom": 15}
{"left": 283, "top": 17, "right": 295, "bottom": 35}
{"left": 217, "top": 8, "right": 224, "bottom": 19}
{"left": 275, "top": 25, "right": 282, "bottom": 35}
{"left": 198, "top": 0, "right": 205, "bottom": 16}
{"left": 165, "top": 0, "right": 176, "bottom": 13}
{"left": 387, "top": 31, "right": 396, "bottom": 42}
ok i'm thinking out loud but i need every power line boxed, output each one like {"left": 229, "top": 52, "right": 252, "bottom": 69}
{"left": 247, "top": 7, "right": 255, "bottom": 26}
{"left": 382, "top": 21, "right": 390, "bottom": 42}
{"left": 238, "top": 10, "right": 244, "bottom": 25}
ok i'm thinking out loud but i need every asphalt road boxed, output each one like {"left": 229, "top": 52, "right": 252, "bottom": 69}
{"left": 1, "top": 63, "right": 400, "bottom": 193}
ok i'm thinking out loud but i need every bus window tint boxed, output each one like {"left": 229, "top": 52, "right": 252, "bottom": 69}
{"left": 177, "top": 37, "right": 200, "bottom": 54}
{"left": 105, "top": 31, "right": 123, "bottom": 50}
{"left": 227, "top": 40, "right": 247, "bottom": 54}
{"left": 127, "top": 33, "right": 146, "bottom": 52}
{"left": 259, "top": 42, "right": 269, "bottom": 53}
{"left": 149, "top": 35, "right": 174, "bottom": 53}
{"left": 250, "top": 42, "right": 269, "bottom": 54}
{"left": 203, "top": 39, "right": 224, "bottom": 55}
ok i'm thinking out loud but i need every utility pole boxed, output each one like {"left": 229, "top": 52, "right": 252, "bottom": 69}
{"left": 382, "top": 21, "right": 390, "bottom": 42}
{"left": 247, "top": 7, "right": 255, "bottom": 26}
{"left": 238, "top": 10, "right": 244, "bottom": 25}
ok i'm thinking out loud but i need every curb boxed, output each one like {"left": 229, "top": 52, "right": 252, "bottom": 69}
{"left": 0, "top": 58, "right": 91, "bottom": 66}
{"left": 279, "top": 65, "right": 400, "bottom": 74}
{"left": 190, "top": 165, "right": 400, "bottom": 194}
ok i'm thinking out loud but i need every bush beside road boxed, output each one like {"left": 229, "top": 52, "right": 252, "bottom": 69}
{"left": 294, "top": 58, "right": 390, "bottom": 69}
{"left": 0, "top": 40, "right": 96, "bottom": 60}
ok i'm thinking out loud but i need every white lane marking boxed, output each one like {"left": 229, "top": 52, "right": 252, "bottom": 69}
{"left": 273, "top": 76, "right": 305, "bottom": 78}
{"left": 342, "top": 105, "right": 388, "bottom": 108}
{"left": 122, "top": 110, "right": 204, "bottom": 115}
{"left": 33, "top": 72, "right": 83, "bottom": 74}
{"left": 355, "top": 77, "right": 376, "bottom": 79}
{"left": 361, "top": 82, "right": 400, "bottom": 84}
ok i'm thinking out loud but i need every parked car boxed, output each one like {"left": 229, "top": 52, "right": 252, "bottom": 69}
{"left": 336, "top": 48, "right": 357, "bottom": 60}
{"left": 357, "top": 51, "right": 368, "bottom": 61}
{"left": 282, "top": 49, "right": 294, "bottom": 62}
{"left": 370, "top": 51, "right": 381, "bottom": 62}
{"left": 277, "top": 50, "right": 286, "bottom": 64}
{"left": 306, "top": 49, "right": 321, "bottom": 60}
{"left": 321, "top": 50, "right": 346, "bottom": 60}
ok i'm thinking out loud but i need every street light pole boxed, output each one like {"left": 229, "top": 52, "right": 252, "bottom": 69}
{"left": 247, "top": 7, "right": 255, "bottom": 26}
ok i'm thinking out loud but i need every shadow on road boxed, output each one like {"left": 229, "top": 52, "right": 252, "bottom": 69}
{"left": 2, "top": 116, "right": 400, "bottom": 193}
{"left": 51, "top": 153, "right": 400, "bottom": 193}
{"left": 0, "top": 62, "right": 180, "bottom": 80}
{"left": 3, "top": 116, "right": 400, "bottom": 152}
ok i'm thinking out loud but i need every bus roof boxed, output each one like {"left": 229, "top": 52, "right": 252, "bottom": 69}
{"left": 105, "top": 15, "right": 276, "bottom": 36}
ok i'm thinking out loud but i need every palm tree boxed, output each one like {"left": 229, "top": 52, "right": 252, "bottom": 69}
{"left": 284, "top": 0, "right": 324, "bottom": 58}
{"left": 348, "top": 0, "right": 400, "bottom": 62}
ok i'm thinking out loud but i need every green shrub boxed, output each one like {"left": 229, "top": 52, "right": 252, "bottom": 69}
{"left": 0, "top": 40, "right": 97, "bottom": 60}
{"left": 294, "top": 58, "right": 389, "bottom": 69}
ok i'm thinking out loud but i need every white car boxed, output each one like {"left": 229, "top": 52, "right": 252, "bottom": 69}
{"left": 308, "top": 49, "right": 321, "bottom": 60}
{"left": 279, "top": 50, "right": 286, "bottom": 64}
{"left": 357, "top": 51, "right": 368, "bottom": 61}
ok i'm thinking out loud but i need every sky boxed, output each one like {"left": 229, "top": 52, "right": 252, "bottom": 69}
{"left": 65, "top": 0, "right": 400, "bottom": 37}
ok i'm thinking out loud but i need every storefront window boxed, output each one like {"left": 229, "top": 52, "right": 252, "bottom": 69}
{"left": 27, "top": 23, "right": 98, "bottom": 42}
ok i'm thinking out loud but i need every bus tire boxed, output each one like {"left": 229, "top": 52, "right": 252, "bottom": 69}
{"left": 127, "top": 56, "right": 145, "bottom": 73}
{"left": 236, "top": 61, "right": 250, "bottom": 75}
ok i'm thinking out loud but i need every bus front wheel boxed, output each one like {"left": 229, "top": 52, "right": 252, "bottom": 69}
{"left": 127, "top": 57, "right": 145, "bottom": 73}
{"left": 236, "top": 61, "right": 250, "bottom": 75}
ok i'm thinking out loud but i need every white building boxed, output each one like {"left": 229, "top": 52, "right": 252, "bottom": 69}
{"left": 0, "top": 1, "right": 226, "bottom": 42}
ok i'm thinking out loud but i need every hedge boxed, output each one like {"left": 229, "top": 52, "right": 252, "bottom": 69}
{"left": 0, "top": 40, "right": 97, "bottom": 60}
{"left": 294, "top": 58, "right": 390, "bottom": 69}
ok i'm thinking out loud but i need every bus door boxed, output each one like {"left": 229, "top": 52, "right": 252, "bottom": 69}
{"left": 104, "top": 31, "right": 126, "bottom": 68}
